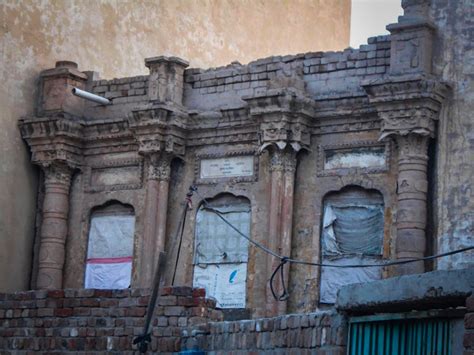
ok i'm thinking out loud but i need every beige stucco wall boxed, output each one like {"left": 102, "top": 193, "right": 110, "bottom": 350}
{"left": 0, "top": 0, "right": 350, "bottom": 292}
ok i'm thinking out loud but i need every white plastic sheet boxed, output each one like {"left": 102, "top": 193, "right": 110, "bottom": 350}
{"left": 87, "top": 215, "right": 135, "bottom": 258}
{"left": 193, "top": 263, "right": 247, "bottom": 308}
{"left": 85, "top": 214, "right": 135, "bottom": 289}
{"left": 319, "top": 256, "right": 382, "bottom": 304}
{"left": 194, "top": 204, "right": 250, "bottom": 264}
{"left": 84, "top": 261, "right": 132, "bottom": 289}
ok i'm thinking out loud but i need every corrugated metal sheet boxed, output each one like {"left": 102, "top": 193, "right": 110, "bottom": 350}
{"left": 348, "top": 316, "right": 452, "bottom": 355}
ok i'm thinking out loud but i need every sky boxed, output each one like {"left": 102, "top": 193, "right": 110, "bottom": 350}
{"left": 350, "top": 0, "right": 404, "bottom": 48}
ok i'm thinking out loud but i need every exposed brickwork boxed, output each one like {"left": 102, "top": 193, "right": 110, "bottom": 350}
{"left": 0, "top": 287, "right": 222, "bottom": 354}
{"left": 181, "top": 311, "right": 347, "bottom": 354}
{"left": 88, "top": 35, "right": 390, "bottom": 108}
{"left": 465, "top": 295, "right": 474, "bottom": 354}
{"left": 0, "top": 287, "right": 349, "bottom": 354}
{"left": 91, "top": 75, "right": 149, "bottom": 103}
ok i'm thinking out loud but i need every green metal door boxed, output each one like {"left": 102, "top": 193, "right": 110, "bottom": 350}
{"left": 348, "top": 313, "right": 453, "bottom": 355}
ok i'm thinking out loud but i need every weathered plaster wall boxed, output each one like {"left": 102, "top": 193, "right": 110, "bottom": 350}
{"left": 430, "top": 0, "right": 474, "bottom": 270}
{"left": 0, "top": 0, "right": 350, "bottom": 292}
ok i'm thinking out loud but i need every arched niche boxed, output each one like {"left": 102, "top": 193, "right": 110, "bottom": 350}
{"left": 84, "top": 200, "right": 135, "bottom": 289}
{"left": 192, "top": 193, "right": 251, "bottom": 310}
{"left": 319, "top": 185, "right": 385, "bottom": 304}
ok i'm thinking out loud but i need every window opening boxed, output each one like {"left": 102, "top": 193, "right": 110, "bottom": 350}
{"left": 84, "top": 203, "right": 135, "bottom": 289}
{"left": 193, "top": 194, "right": 250, "bottom": 309}
{"left": 320, "top": 187, "right": 384, "bottom": 304}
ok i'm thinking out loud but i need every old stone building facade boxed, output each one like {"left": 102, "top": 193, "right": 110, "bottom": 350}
{"left": 1, "top": 0, "right": 472, "bottom": 353}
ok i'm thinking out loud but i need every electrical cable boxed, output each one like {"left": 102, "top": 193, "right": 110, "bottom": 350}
{"left": 194, "top": 188, "right": 474, "bottom": 300}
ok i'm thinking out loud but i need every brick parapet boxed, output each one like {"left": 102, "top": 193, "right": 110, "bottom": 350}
{"left": 86, "top": 35, "right": 391, "bottom": 108}
{"left": 0, "top": 286, "right": 222, "bottom": 354}
{"left": 180, "top": 311, "right": 347, "bottom": 354}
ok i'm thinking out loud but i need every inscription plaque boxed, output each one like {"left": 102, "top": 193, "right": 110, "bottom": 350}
{"left": 200, "top": 156, "right": 254, "bottom": 179}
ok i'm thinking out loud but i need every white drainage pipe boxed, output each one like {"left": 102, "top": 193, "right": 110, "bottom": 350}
{"left": 72, "top": 87, "right": 111, "bottom": 105}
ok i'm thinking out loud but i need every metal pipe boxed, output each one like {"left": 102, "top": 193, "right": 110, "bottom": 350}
{"left": 72, "top": 87, "right": 111, "bottom": 105}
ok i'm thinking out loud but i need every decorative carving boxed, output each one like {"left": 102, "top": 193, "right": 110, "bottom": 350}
{"left": 147, "top": 153, "right": 173, "bottom": 181}
{"left": 395, "top": 134, "right": 429, "bottom": 160}
{"left": 362, "top": 76, "right": 449, "bottom": 140}
{"left": 269, "top": 149, "right": 296, "bottom": 172}
{"left": 42, "top": 163, "right": 74, "bottom": 186}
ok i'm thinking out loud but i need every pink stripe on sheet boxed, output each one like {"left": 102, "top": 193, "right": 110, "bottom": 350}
{"left": 86, "top": 256, "right": 133, "bottom": 264}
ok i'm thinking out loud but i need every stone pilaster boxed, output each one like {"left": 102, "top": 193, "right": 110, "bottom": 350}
{"left": 129, "top": 105, "right": 187, "bottom": 287}
{"left": 265, "top": 148, "right": 298, "bottom": 316}
{"left": 36, "top": 163, "right": 74, "bottom": 289}
{"left": 139, "top": 152, "right": 173, "bottom": 287}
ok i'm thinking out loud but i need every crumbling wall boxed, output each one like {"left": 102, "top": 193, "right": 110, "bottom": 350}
{"left": 0, "top": 0, "right": 351, "bottom": 293}
{"left": 430, "top": 0, "right": 474, "bottom": 270}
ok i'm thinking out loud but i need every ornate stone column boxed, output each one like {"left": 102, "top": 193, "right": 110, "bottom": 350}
{"left": 363, "top": 78, "right": 449, "bottom": 275}
{"left": 265, "top": 148, "right": 298, "bottom": 316}
{"left": 36, "top": 163, "right": 74, "bottom": 289}
{"left": 363, "top": 0, "right": 450, "bottom": 275}
{"left": 139, "top": 152, "right": 173, "bottom": 286}
{"left": 393, "top": 134, "right": 430, "bottom": 273}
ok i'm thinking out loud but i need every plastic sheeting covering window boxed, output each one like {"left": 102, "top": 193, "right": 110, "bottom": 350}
{"left": 320, "top": 202, "right": 384, "bottom": 304}
{"left": 322, "top": 204, "right": 384, "bottom": 256}
{"left": 84, "top": 214, "right": 135, "bottom": 289}
{"left": 194, "top": 203, "right": 250, "bottom": 264}
{"left": 319, "top": 256, "right": 383, "bottom": 304}
{"left": 193, "top": 198, "right": 250, "bottom": 308}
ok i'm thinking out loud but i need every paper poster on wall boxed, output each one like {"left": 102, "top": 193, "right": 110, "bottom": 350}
{"left": 193, "top": 263, "right": 247, "bottom": 308}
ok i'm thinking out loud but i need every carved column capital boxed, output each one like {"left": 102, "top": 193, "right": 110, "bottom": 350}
{"left": 269, "top": 149, "right": 297, "bottom": 172}
{"left": 362, "top": 76, "right": 450, "bottom": 140}
{"left": 394, "top": 133, "right": 430, "bottom": 161}
{"left": 146, "top": 152, "right": 173, "bottom": 181}
{"left": 41, "top": 162, "right": 74, "bottom": 186}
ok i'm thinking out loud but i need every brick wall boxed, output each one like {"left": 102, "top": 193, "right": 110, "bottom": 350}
{"left": 0, "top": 286, "right": 222, "bottom": 354}
{"left": 181, "top": 311, "right": 347, "bottom": 354}
{"left": 88, "top": 35, "right": 390, "bottom": 111}
{"left": 465, "top": 295, "right": 474, "bottom": 355}
{"left": 0, "top": 287, "right": 348, "bottom": 354}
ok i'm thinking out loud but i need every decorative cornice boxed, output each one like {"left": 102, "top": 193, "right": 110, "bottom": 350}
{"left": 128, "top": 104, "right": 188, "bottom": 157}
{"left": 362, "top": 75, "right": 450, "bottom": 139}
{"left": 243, "top": 89, "right": 315, "bottom": 153}
{"left": 19, "top": 115, "right": 84, "bottom": 170}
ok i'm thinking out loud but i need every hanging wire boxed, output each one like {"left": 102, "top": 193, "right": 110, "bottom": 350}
{"left": 194, "top": 188, "right": 474, "bottom": 300}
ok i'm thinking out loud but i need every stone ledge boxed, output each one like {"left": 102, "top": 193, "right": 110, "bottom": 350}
{"left": 336, "top": 268, "right": 474, "bottom": 314}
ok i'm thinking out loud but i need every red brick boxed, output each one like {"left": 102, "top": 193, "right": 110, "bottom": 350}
{"left": 125, "top": 307, "right": 146, "bottom": 317}
{"left": 192, "top": 288, "right": 206, "bottom": 298}
{"left": 81, "top": 298, "right": 100, "bottom": 307}
{"left": 47, "top": 290, "right": 64, "bottom": 298}
{"left": 54, "top": 308, "right": 73, "bottom": 317}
